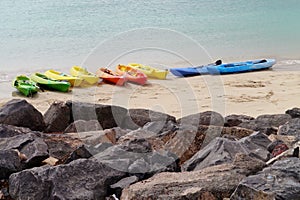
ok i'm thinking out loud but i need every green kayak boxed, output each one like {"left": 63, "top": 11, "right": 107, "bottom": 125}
{"left": 13, "top": 75, "right": 39, "bottom": 97}
{"left": 30, "top": 73, "right": 71, "bottom": 92}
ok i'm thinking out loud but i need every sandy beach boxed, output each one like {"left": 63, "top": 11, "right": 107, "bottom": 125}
{"left": 1, "top": 68, "right": 299, "bottom": 118}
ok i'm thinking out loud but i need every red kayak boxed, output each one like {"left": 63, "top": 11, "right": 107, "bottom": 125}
{"left": 116, "top": 65, "right": 147, "bottom": 85}
{"left": 96, "top": 68, "right": 127, "bottom": 86}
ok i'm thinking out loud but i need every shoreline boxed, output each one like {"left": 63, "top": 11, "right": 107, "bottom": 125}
{"left": 1, "top": 67, "right": 299, "bottom": 119}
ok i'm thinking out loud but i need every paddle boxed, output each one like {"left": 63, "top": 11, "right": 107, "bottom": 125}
{"left": 193, "top": 60, "right": 222, "bottom": 69}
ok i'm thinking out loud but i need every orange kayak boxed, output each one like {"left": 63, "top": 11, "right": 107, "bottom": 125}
{"left": 116, "top": 65, "right": 147, "bottom": 85}
{"left": 96, "top": 68, "right": 127, "bottom": 86}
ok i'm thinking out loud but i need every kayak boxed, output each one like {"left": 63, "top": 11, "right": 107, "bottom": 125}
{"left": 116, "top": 65, "right": 147, "bottom": 85}
{"left": 169, "top": 60, "right": 222, "bottom": 77}
{"left": 30, "top": 73, "right": 71, "bottom": 92}
{"left": 96, "top": 68, "right": 127, "bottom": 86}
{"left": 207, "top": 59, "right": 276, "bottom": 75}
{"left": 44, "top": 69, "right": 83, "bottom": 87}
{"left": 70, "top": 66, "right": 99, "bottom": 85}
{"left": 13, "top": 75, "right": 39, "bottom": 97}
{"left": 128, "top": 63, "right": 168, "bottom": 79}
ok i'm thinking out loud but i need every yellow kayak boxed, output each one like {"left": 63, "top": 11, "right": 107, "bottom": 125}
{"left": 70, "top": 66, "right": 99, "bottom": 85}
{"left": 44, "top": 69, "right": 83, "bottom": 87}
{"left": 128, "top": 63, "right": 168, "bottom": 79}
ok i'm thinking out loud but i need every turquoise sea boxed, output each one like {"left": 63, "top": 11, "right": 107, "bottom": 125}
{"left": 1, "top": 0, "right": 300, "bottom": 79}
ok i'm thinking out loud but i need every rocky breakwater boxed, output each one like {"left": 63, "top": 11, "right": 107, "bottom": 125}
{"left": 0, "top": 99, "right": 299, "bottom": 200}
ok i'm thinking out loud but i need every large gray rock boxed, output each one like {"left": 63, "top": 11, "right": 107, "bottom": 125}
{"left": 224, "top": 114, "right": 254, "bottom": 127}
{"left": 0, "top": 99, "right": 45, "bottom": 131}
{"left": 231, "top": 157, "right": 300, "bottom": 200}
{"left": 67, "top": 101, "right": 128, "bottom": 130}
{"left": 278, "top": 118, "right": 300, "bottom": 139}
{"left": 0, "top": 150, "right": 21, "bottom": 179}
{"left": 238, "top": 114, "right": 292, "bottom": 135}
{"left": 9, "top": 158, "right": 126, "bottom": 200}
{"left": 182, "top": 132, "right": 271, "bottom": 171}
{"left": 121, "top": 108, "right": 176, "bottom": 130}
{"left": 177, "top": 111, "right": 224, "bottom": 127}
{"left": 64, "top": 119, "right": 102, "bottom": 133}
{"left": 44, "top": 101, "right": 71, "bottom": 133}
{"left": 0, "top": 133, "right": 49, "bottom": 168}
{"left": 121, "top": 154, "right": 266, "bottom": 200}
{"left": 0, "top": 124, "right": 32, "bottom": 138}
{"left": 286, "top": 107, "right": 300, "bottom": 118}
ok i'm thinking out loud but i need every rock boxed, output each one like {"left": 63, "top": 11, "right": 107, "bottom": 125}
{"left": 224, "top": 114, "right": 254, "bottom": 127}
{"left": 0, "top": 150, "right": 21, "bottom": 179}
{"left": 142, "top": 120, "right": 178, "bottom": 135}
{"left": 42, "top": 133, "right": 83, "bottom": 162}
{"left": 238, "top": 114, "right": 292, "bottom": 135}
{"left": 121, "top": 154, "right": 265, "bottom": 200}
{"left": 231, "top": 157, "right": 300, "bottom": 200}
{"left": 64, "top": 145, "right": 92, "bottom": 164}
{"left": 177, "top": 111, "right": 224, "bottom": 127}
{"left": 182, "top": 132, "right": 271, "bottom": 171}
{"left": 278, "top": 118, "right": 300, "bottom": 139}
{"left": 44, "top": 101, "right": 71, "bottom": 133}
{"left": 0, "top": 99, "right": 45, "bottom": 131}
{"left": 267, "top": 140, "right": 285, "bottom": 153}
{"left": 68, "top": 101, "right": 128, "bottom": 130}
{"left": 109, "top": 176, "right": 139, "bottom": 198}
{"left": 68, "top": 129, "right": 116, "bottom": 146}
{"left": 268, "top": 134, "right": 298, "bottom": 148}
{"left": 162, "top": 125, "right": 254, "bottom": 165}
{"left": 9, "top": 158, "right": 126, "bottom": 200}
{"left": 121, "top": 108, "right": 176, "bottom": 130}
{"left": 64, "top": 119, "right": 102, "bottom": 133}
{"left": 0, "top": 124, "right": 32, "bottom": 138}
{"left": 286, "top": 107, "right": 300, "bottom": 118}
{"left": 0, "top": 133, "right": 49, "bottom": 168}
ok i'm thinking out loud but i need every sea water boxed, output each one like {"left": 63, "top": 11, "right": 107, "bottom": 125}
{"left": 1, "top": 0, "right": 300, "bottom": 78}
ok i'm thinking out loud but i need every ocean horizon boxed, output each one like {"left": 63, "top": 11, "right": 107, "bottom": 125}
{"left": 1, "top": 0, "right": 300, "bottom": 78}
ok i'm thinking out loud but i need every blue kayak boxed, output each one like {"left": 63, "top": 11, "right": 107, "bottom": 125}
{"left": 170, "top": 60, "right": 222, "bottom": 77}
{"left": 207, "top": 59, "right": 276, "bottom": 75}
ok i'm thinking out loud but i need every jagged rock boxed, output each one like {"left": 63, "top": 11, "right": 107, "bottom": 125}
{"left": 42, "top": 134, "right": 83, "bottom": 162}
{"left": 44, "top": 101, "right": 71, "bottom": 133}
{"left": 9, "top": 158, "right": 126, "bottom": 200}
{"left": 121, "top": 154, "right": 265, "bottom": 200}
{"left": 67, "top": 101, "right": 128, "bottom": 130}
{"left": 224, "top": 114, "right": 254, "bottom": 127}
{"left": 64, "top": 119, "right": 102, "bottom": 133}
{"left": 286, "top": 107, "right": 300, "bottom": 118}
{"left": 109, "top": 176, "right": 139, "bottom": 198}
{"left": 142, "top": 120, "right": 178, "bottom": 135}
{"left": 64, "top": 145, "right": 92, "bottom": 164}
{"left": 177, "top": 111, "right": 224, "bottom": 127}
{"left": 0, "top": 124, "right": 32, "bottom": 138}
{"left": 0, "top": 150, "right": 21, "bottom": 179}
{"left": 68, "top": 129, "right": 116, "bottom": 146}
{"left": 0, "top": 99, "right": 45, "bottom": 131}
{"left": 94, "top": 142, "right": 178, "bottom": 179}
{"left": 0, "top": 133, "right": 48, "bottom": 168}
{"left": 278, "top": 118, "right": 300, "bottom": 139}
{"left": 268, "top": 134, "right": 298, "bottom": 148}
{"left": 231, "top": 157, "right": 300, "bottom": 200}
{"left": 182, "top": 132, "right": 271, "bottom": 171}
{"left": 238, "top": 114, "right": 292, "bottom": 135}
{"left": 121, "top": 108, "right": 176, "bottom": 130}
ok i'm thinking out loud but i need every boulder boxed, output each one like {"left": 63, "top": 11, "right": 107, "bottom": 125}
{"left": 0, "top": 99, "right": 45, "bottom": 131}
{"left": 67, "top": 101, "right": 128, "bottom": 130}
{"left": 0, "top": 124, "right": 32, "bottom": 138}
{"left": 0, "top": 133, "right": 49, "bottom": 168}
{"left": 142, "top": 120, "right": 178, "bottom": 135}
{"left": 121, "top": 154, "right": 266, "bottom": 200}
{"left": 44, "top": 101, "right": 71, "bottom": 133}
{"left": 278, "top": 118, "right": 300, "bottom": 139}
{"left": 64, "top": 119, "right": 102, "bottom": 133}
{"left": 109, "top": 176, "right": 139, "bottom": 198}
{"left": 286, "top": 107, "right": 300, "bottom": 118}
{"left": 0, "top": 150, "right": 21, "bottom": 179}
{"left": 177, "top": 111, "right": 224, "bottom": 127}
{"left": 182, "top": 132, "right": 271, "bottom": 171}
{"left": 238, "top": 114, "right": 292, "bottom": 135}
{"left": 9, "top": 158, "right": 126, "bottom": 200}
{"left": 231, "top": 157, "right": 300, "bottom": 200}
{"left": 224, "top": 114, "right": 254, "bottom": 127}
{"left": 121, "top": 108, "right": 176, "bottom": 130}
